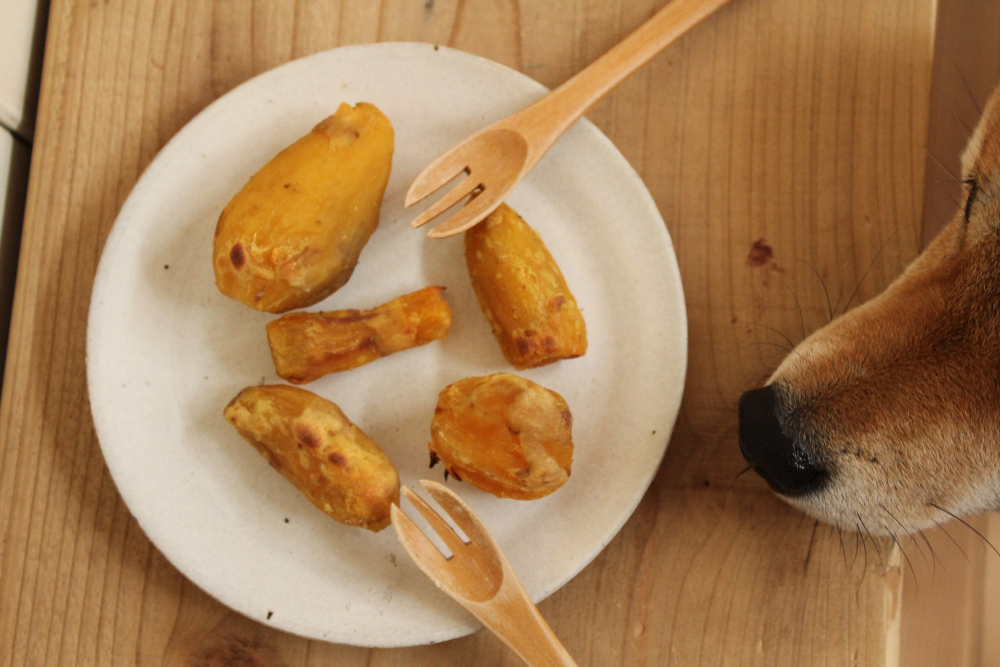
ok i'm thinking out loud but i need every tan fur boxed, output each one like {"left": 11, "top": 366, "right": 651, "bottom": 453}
{"left": 767, "top": 84, "right": 1000, "bottom": 535}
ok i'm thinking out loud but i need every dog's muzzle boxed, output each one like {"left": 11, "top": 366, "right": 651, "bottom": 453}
{"left": 738, "top": 385, "right": 827, "bottom": 496}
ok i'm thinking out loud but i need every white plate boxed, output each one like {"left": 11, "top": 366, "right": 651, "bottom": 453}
{"left": 87, "top": 43, "right": 687, "bottom": 647}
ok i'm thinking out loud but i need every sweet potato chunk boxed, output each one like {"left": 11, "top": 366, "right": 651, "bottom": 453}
{"left": 267, "top": 286, "right": 452, "bottom": 384}
{"left": 224, "top": 385, "right": 399, "bottom": 531}
{"left": 465, "top": 203, "right": 587, "bottom": 369}
{"left": 428, "top": 373, "right": 573, "bottom": 500}
{"left": 214, "top": 102, "right": 394, "bottom": 313}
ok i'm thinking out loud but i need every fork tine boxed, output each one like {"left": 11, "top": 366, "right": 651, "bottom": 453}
{"left": 402, "top": 486, "right": 469, "bottom": 556}
{"left": 409, "top": 175, "right": 481, "bottom": 230}
{"left": 405, "top": 149, "right": 470, "bottom": 207}
{"left": 419, "top": 480, "right": 493, "bottom": 546}
{"left": 391, "top": 502, "right": 449, "bottom": 566}
{"left": 425, "top": 188, "right": 506, "bottom": 239}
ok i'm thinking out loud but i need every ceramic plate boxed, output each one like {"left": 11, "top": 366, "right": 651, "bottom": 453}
{"left": 87, "top": 43, "right": 687, "bottom": 647}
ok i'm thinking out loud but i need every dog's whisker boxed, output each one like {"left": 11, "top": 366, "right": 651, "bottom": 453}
{"left": 903, "top": 531, "right": 930, "bottom": 568}
{"left": 743, "top": 329, "right": 806, "bottom": 362}
{"left": 733, "top": 465, "right": 753, "bottom": 482}
{"left": 832, "top": 280, "right": 847, "bottom": 322}
{"left": 840, "top": 232, "right": 897, "bottom": 317}
{"left": 858, "top": 514, "right": 887, "bottom": 578}
{"left": 927, "top": 176, "right": 965, "bottom": 187}
{"left": 952, "top": 57, "right": 984, "bottom": 116}
{"left": 930, "top": 517, "right": 971, "bottom": 564}
{"left": 803, "top": 520, "right": 820, "bottom": 572}
{"left": 795, "top": 259, "right": 834, "bottom": 322}
{"left": 929, "top": 503, "right": 1000, "bottom": 559}
{"left": 952, "top": 109, "right": 975, "bottom": 139}
{"left": 742, "top": 341, "right": 792, "bottom": 355}
{"left": 835, "top": 523, "right": 850, "bottom": 574}
{"left": 916, "top": 529, "right": 951, "bottom": 581}
{"left": 915, "top": 528, "right": 942, "bottom": 578}
{"left": 856, "top": 523, "right": 869, "bottom": 588}
{"left": 926, "top": 177, "right": 962, "bottom": 185}
{"left": 888, "top": 526, "right": 918, "bottom": 594}
{"left": 880, "top": 503, "right": 930, "bottom": 566}
{"left": 851, "top": 525, "right": 861, "bottom": 571}
{"left": 747, "top": 321, "right": 798, "bottom": 352}
{"left": 779, "top": 279, "right": 807, "bottom": 341}
{"left": 905, "top": 530, "right": 930, "bottom": 568}
{"left": 926, "top": 149, "right": 963, "bottom": 184}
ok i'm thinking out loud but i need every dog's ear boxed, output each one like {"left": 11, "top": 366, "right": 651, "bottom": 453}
{"left": 960, "top": 85, "right": 1000, "bottom": 234}
{"left": 961, "top": 84, "right": 1000, "bottom": 179}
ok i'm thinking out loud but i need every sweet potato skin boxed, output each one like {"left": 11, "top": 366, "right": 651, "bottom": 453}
{"left": 465, "top": 203, "right": 587, "bottom": 369}
{"left": 213, "top": 102, "right": 394, "bottom": 313}
{"left": 267, "top": 286, "right": 452, "bottom": 384}
{"left": 224, "top": 384, "right": 399, "bottom": 531}
{"left": 428, "top": 373, "right": 573, "bottom": 500}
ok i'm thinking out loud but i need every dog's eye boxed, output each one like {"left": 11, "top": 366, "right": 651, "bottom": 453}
{"left": 963, "top": 178, "right": 979, "bottom": 222}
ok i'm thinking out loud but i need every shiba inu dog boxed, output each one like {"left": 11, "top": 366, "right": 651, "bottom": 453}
{"left": 738, "top": 83, "right": 1000, "bottom": 539}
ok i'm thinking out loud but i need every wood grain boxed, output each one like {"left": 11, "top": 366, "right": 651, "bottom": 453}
{"left": 919, "top": 0, "right": 1000, "bottom": 247}
{"left": 901, "top": 2, "right": 1000, "bottom": 664}
{"left": 0, "top": 0, "right": 941, "bottom": 665}
{"left": 899, "top": 517, "right": 988, "bottom": 667}
{"left": 982, "top": 514, "right": 1000, "bottom": 665}
{"left": 409, "top": 0, "right": 737, "bottom": 237}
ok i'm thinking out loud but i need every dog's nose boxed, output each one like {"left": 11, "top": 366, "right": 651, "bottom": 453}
{"left": 738, "top": 385, "right": 826, "bottom": 496}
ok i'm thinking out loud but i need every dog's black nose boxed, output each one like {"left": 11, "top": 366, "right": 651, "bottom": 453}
{"left": 738, "top": 385, "right": 826, "bottom": 496}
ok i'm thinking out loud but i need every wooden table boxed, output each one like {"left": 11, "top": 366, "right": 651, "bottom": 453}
{"left": 1, "top": 0, "right": 990, "bottom": 665}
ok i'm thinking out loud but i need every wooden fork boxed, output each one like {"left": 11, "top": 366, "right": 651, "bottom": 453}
{"left": 391, "top": 480, "right": 578, "bottom": 667}
{"left": 406, "top": 0, "right": 734, "bottom": 238}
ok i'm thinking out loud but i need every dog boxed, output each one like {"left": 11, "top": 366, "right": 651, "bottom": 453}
{"left": 738, "top": 83, "right": 1000, "bottom": 539}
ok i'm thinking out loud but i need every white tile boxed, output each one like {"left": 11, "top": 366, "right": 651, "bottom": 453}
{"left": 0, "top": 0, "right": 46, "bottom": 137}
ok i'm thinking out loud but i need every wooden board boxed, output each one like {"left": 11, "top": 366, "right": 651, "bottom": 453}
{"left": 983, "top": 514, "right": 1000, "bottom": 665}
{"left": 0, "top": 0, "right": 941, "bottom": 665}
{"left": 919, "top": 0, "right": 1000, "bottom": 246}
{"left": 899, "top": 1, "right": 1000, "bottom": 664}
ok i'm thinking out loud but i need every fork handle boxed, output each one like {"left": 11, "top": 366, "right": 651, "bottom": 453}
{"left": 461, "top": 562, "right": 578, "bottom": 667}
{"left": 512, "top": 0, "right": 734, "bottom": 163}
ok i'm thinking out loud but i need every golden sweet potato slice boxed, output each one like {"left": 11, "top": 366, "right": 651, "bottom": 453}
{"left": 267, "top": 286, "right": 452, "bottom": 384}
{"left": 224, "top": 384, "right": 399, "bottom": 532}
{"left": 428, "top": 373, "right": 573, "bottom": 500}
{"left": 214, "top": 102, "right": 394, "bottom": 313}
{"left": 465, "top": 203, "right": 587, "bottom": 369}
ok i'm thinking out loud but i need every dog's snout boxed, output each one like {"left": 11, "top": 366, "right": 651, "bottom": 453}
{"left": 738, "top": 386, "right": 826, "bottom": 496}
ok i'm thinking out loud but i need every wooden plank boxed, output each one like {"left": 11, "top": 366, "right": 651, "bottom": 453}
{"left": 899, "top": 2, "right": 1000, "bottom": 665}
{"left": 0, "top": 0, "right": 939, "bottom": 665}
{"left": 0, "top": 130, "right": 29, "bottom": 390}
{"left": 899, "top": 518, "right": 988, "bottom": 667}
{"left": 919, "top": 0, "right": 1000, "bottom": 247}
{"left": 982, "top": 514, "right": 1000, "bottom": 664}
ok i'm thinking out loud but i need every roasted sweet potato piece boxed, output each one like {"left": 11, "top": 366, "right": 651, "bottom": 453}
{"left": 267, "top": 286, "right": 452, "bottom": 384}
{"left": 465, "top": 203, "right": 587, "bottom": 369}
{"left": 224, "top": 384, "right": 399, "bottom": 531}
{"left": 428, "top": 373, "right": 573, "bottom": 500}
{"left": 214, "top": 102, "right": 394, "bottom": 313}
